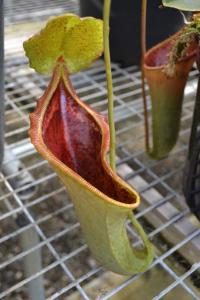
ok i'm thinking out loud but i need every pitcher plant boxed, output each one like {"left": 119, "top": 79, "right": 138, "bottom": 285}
{"left": 161, "top": 1, "right": 200, "bottom": 218}
{"left": 24, "top": 12, "right": 153, "bottom": 275}
{"left": 141, "top": 7, "right": 199, "bottom": 159}
{"left": 144, "top": 30, "right": 197, "bottom": 159}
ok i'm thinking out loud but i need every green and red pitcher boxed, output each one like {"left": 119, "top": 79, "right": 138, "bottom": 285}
{"left": 144, "top": 32, "right": 197, "bottom": 159}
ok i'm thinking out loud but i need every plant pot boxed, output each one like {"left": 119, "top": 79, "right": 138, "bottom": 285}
{"left": 183, "top": 133, "right": 200, "bottom": 220}
{"left": 183, "top": 49, "right": 200, "bottom": 220}
{"left": 144, "top": 33, "right": 197, "bottom": 160}
{"left": 79, "top": 0, "right": 183, "bottom": 66}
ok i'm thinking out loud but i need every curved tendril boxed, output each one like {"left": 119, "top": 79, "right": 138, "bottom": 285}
{"left": 179, "top": 11, "right": 193, "bottom": 25}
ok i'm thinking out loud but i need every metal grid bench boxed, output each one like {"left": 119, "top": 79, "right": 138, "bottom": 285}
{"left": 1, "top": 1, "right": 200, "bottom": 299}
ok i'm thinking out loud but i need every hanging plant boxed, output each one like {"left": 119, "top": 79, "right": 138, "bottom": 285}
{"left": 24, "top": 12, "right": 153, "bottom": 275}
{"left": 142, "top": 14, "right": 199, "bottom": 159}
{"left": 144, "top": 30, "right": 197, "bottom": 159}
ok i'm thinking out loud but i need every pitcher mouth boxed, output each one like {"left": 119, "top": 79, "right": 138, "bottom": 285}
{"left": 29, "top": 61, "right": 140, "bottom": 209}
{"left": 144, "top": 31, "right": 197, "bottom": 70}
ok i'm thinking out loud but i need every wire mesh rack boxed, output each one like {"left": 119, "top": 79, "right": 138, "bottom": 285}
{"left": 2, "top": 0, "right": 200, "bottom": 299}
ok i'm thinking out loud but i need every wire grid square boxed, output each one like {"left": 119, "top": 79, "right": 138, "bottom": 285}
{"left": 1, "top": 0, "right": 200, "bottom": 299}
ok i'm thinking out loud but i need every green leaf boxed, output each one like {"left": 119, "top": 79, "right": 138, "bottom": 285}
{"left": 23, "top": 14, "right": 103, "bottom": 74}
{"left": 162, "top": 0, "right": 200, "bottom": 11}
